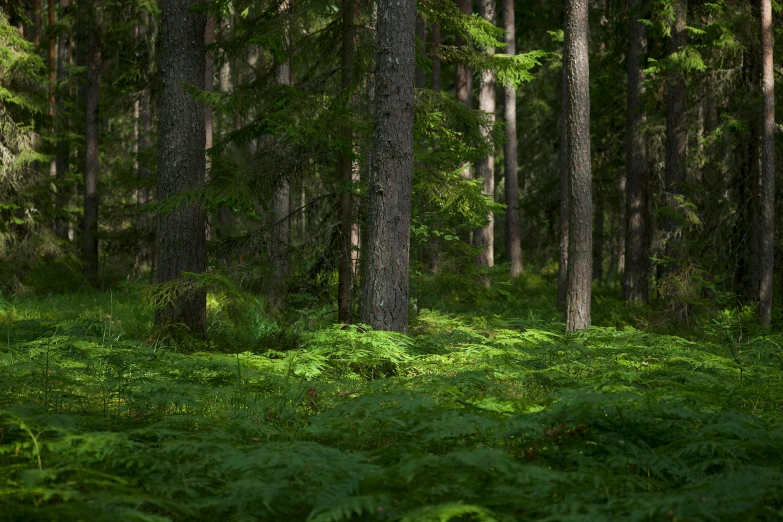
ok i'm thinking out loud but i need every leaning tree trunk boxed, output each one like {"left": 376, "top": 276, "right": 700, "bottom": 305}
{"left": 474, "top": 0, "right": 496, "bottom": 268}
{"left": 156, "top": 0, "right": 207, "bottom": 337}
{"left": 564, "top": 0, "right": 592, "bottom": 332}
{"left": 759, "top": 0, "right": 775, "bottom": 327}
{"left": 663, "top": 0, "right": 687, "bottom": 269}
{"left": 503, "top": 0, "right": 522, "bottom": 277}
{"left": 338, "top": 0, "right": 357, "bottom": 323}
{"left": 83, "top": 14, "right": 100, "bottom": 284}
{"left": 359, "top": 0, "right": 416, "bottom": 333}
{"left": 624, "top": 0, "right": 650, "bottom": 302}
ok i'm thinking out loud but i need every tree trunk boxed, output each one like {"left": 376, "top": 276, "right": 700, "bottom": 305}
{"left": 455, "top": 0, "right": 472, "bottom": 196}
{"left": 664, "top": 0, "right": 687, "bottom": 264}
{"left": 759, "top": 0, "right": 775, "bottom": 327}
{"left": 624, "top": 0, "right": 649, "bottom": 302}
{"left": 54, "top": 0, "right": 71, "bottom": 240}
{"left": 270, "top": 0, "right": 291, "bottom": 306}
{"left": 564, "top": 0, "right": 592, "bottom": 332}
{"left": 82, "top": 14, "right": 100, "bottom": 284}
{"left": 205, "top": 16, "right": 214, "bottom": 165}
{"left": 156, "top": 0, "right": 207, "bottom": 336}
{"left": 338, "top": 0, "right": 357, "bottom": 323}
{"left": 557, "top": 54, "right": 569, "bottom": 311}
{"left": 503, "top": 0, "right": 522, "bottom": 277}
{"left": 592, "top": 182, "right": 604, "bottom": 281}
{"left": 431, "top": 22, "right": 441, "bottom": 93}
{"left": 359, "top": 0, "right": 416, "bottom": 333}
{"left": 415, "top": 14, "right": 426, "bottom": 88}
{"left": 474, "top": 0, "right": 496, "bottom": 268}
{"left": 47, "top": 0, "right": 55, "bottom": 177}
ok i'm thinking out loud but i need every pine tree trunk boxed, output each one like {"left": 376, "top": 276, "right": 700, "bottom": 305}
{"left": 503, "top": 0, "right": 522, "bottom": 277}
{"left": 156, "top": 0, "right": 207, "bottom": 336}
{"left": 338, "top": 0, "right": 357, "bottom": 323}
{"left": 359, "top": 0, "right": 416, "bottom": 333}
{"left": 624, "top": 0, "right": 649, "bottom": 302}
{"left": 474, "top": 0, "right": 496, "bottom": 268}
{"left": 564, "top": 0, "right": 592, "bottom": 332}
{"left": 455, "top": 0, "right": 472, "bottom": 194}
{"left": 759, "top": 0, "right": 775, "bottom": 327}
{"left": 271, "top": 0, "right": 291, "bottom": 306}
{"left": 557, "top": 54, "right": 569, "bottom": 311}
{"left": 135, "top": 12, "right": 153, "bottom": 274}
{"left": 54, "top": 0, "right": 71, "bottom": 240}
{"left": 431, "top": 22, "right": 441, "bottom": 93}
{"left": 664, "top": 0, "right": 687, "bottom": 265}
{"left": 82, "top": 15, "right": 100, "bottom": 284}
{"left": 415, "top": 14, "right": 426, "bottom": 88}
{"left": 593, "top": 182, "right": 604, "bottom": 281}
{"left": 47, "top": 0, "right": 55, "bottom": 177}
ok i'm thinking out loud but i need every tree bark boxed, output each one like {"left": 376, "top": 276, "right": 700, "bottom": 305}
{"left": 82, "top": 12, "right": 100, "bottom": 284}
{"left": 759, "top": 0, "right": 775, "bottom": 327}
{"left": 415, "top": 14, "right": 426, "bottom": 88}
{"left": 664, "top": 0, "right": 687, "bottom": 263}
{"left": 54, "top": 0, "right": 71, "bottom": 240}
{"left": 557, "top": 52, "right": 569, "bottom": 311}
{"left": 156, "top": 0, "right": 207, "bottom": 336}
{"left": 474, "top": 0, "right": 496, "bottom": 268}
{"left": 47, "top": 0, "right": 55, "bottom": 177}
{"left": 592, "top": 182, "right": 604, "bottom": 281}
{"left": 205, "top": 16, "right": 214, "bottom": 165}
{"left": 270, "top": 0, "right": 291, "bottom": 306}
{"left": 455, "top": 0, "right": 472, "bottom": 193}
{"left": 503, "top": 0, "right": 522, "bottom": 277}
{"left": 624, "top": 0, "right": 649, "bottom": 302}
{"left": 338, "top": 0, "right": 357, "bottom": 323}
{"left": 564, "top": 0, "right": 592, "bottom": 332}
{"left": 431, "top": 22, "right": 441, "bottom": 93}
{"left": 359, "top": 0, "right": 416, "bottom": 333}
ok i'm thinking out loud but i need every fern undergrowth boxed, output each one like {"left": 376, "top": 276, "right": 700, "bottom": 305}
{"left": 1, "top": 275, "right": 783, "bottom": 521}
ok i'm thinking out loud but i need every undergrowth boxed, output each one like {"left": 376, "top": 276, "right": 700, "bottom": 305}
{"left": 1, "top": 275, "right": 783, "bottom": 521}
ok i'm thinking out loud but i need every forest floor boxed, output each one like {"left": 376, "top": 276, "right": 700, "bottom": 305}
{"left": 2, "top": 273, "right": 783, "bottom": 521}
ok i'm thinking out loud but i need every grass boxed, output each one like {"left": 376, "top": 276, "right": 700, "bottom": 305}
{"left": 1, "top": 273, "right": 783, "bottom": 521}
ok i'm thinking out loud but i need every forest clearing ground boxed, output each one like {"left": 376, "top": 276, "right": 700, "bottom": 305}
{"left": 1, "top": 274, "right": 783, "bottom": 521}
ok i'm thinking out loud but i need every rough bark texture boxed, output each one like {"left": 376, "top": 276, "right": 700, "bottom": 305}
{"left": 557, "top": 31, "right": 569, "bottom": 311}
{"left": 503, "top": 0, "right": 522, "bottom": 277}
{"left": 54, "top": 0, "right": 71, "bottom": 240}
{"left": 592, "top": 183, "right": 604, "bottom": 281}
{"left": 564, "top": 0, "right": 592, "bottom": 332}
{"left": 82, "top": 17, "right": 100, "bottom": 284}
{"left": 624, "top": 0, "right": 649, "bottom": 302}
{"left": 431, "top": 22, "right": 441, "bottom": 93}
{"left": 359, "top": 0, "right": 416, "bottom": 334}
{"left": 474, "top": 0, "right": 496, "bottom": 268}
{"left": 664, "top": 0, "right": 687, "bottom": 259}
{"left": 47, "top": 0, "right": 55, "bottom": 177}
{"left": 205, "top": 17, "right": 214, "bottom": 162}
{"left": 759, "top": 0, "right": 775, "bottom": 327}
{"left": 135, "top": 11, "right": 154, "bottom": 274}
{"left": 156, "top": 0, "right": 207, "bottom": 336}
{"left": 271, "top": 0, "right": 291, "bottom": 306}
{"left": 338, "top": 0, "right": 357, "bottom": 323}
{"left": 415, "top": 14, "right": 426, "bottom": 88}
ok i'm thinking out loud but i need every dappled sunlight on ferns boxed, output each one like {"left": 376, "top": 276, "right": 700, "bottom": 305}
{"left": 1, "top": 285, "right": 783, "bottom": 520}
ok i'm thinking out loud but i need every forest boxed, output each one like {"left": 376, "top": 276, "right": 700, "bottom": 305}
{"left": 1, "top": 0, "right": 783, "bottom": 520}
